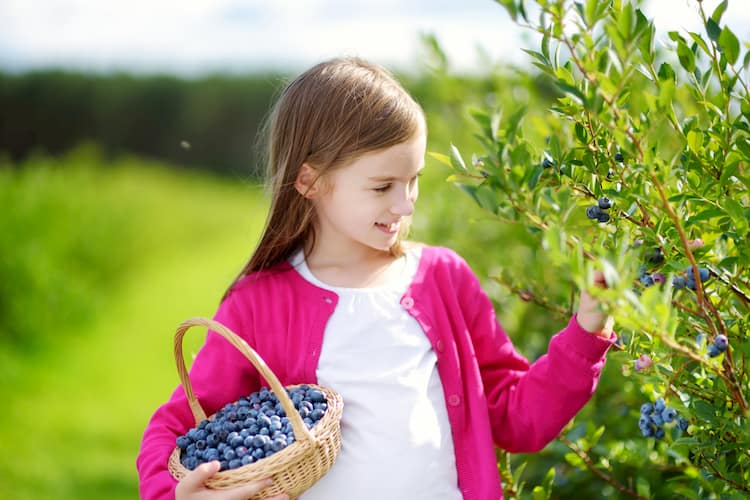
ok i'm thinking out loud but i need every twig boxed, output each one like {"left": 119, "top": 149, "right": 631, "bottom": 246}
{"left": 558, "top": 434, "right": 648, "bottom": 500}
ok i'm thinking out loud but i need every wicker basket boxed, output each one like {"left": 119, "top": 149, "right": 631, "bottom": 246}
{"left": 167, "top": 317, "right": 343, "bottom": 499}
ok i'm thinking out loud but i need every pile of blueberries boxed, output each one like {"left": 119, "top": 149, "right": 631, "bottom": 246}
{"left": 638, "top": 397, "right": 688, "bottom": 439}
{"left": 176, "top": 385, "right": 329, "bottom": 471}
{"left": 585, "top": 196, "right": 612, "bottom": 223}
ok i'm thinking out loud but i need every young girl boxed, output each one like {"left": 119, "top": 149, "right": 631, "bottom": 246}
{"left": 137, "top": 56, "right": 616, "bottom": 500}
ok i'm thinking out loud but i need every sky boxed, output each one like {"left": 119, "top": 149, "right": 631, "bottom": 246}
{"left": 1, "top": 0, "right": 749, "bottom": 76}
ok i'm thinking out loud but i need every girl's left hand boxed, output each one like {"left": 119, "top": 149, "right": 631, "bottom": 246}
{"left": 577, "top": 270, "right": 614, "bottom": 338}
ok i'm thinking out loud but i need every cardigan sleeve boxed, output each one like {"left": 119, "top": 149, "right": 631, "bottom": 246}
{"left": 462, "top": 263, "right": 616, "bottom": 453}
{"left": 136, "top": 293, "right": 262, "bottom": 499}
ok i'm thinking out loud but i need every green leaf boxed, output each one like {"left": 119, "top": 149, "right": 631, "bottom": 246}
{"left": 706, "top": 18, "right": 721, "bottom": 42}
{"left": 428, "top": 152, "right": 452, "bottom": 168}
{"left": 686, "top": 130, "right": 703, "bottom": 152}
{"left": 711, "top": 0, "right": 728, "bottom": 24}
{"left": 657, "top": 62, "right": 676, "bottom": 81}
{"left": 687, "top": 32, "right": 711, "bottom": 56}
{"left": 719, "top": 27, "right": 740, "bottom": 65}
{"left": 677, "top": 40, "right": 696, "bottom": 72}
{"left": 449, "top": 144, "right": 467, "bottom": 172}
{"left": 527, "top": 163, "right": 544, "bottom": 190}
{"left": 532, "top": 486, "right": 547, "bottom": 500}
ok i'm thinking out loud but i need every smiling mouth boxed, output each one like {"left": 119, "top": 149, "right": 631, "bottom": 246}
{"left": 375, "top": 222, "right": 399, "bottom": 233}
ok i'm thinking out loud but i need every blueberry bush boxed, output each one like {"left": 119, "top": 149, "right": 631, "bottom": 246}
{"left": 437, "top": 0, "right": 750, "bottom": 497}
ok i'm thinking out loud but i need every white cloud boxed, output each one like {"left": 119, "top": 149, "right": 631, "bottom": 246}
{"left": 0, "top": 0, "right": 748, "bottom": 75}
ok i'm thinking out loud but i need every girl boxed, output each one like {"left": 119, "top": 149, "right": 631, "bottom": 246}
{"left": 137, "top": 57, "right": 616, "bottom": 500}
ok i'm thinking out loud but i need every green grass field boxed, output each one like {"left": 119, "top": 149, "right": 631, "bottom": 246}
{"left": 0, "top": 151, "right": 268, "bottom": 498}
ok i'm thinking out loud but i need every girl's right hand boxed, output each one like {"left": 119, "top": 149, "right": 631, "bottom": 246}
{"left": 175, "top": 461, "right": 290, "bottom": 500}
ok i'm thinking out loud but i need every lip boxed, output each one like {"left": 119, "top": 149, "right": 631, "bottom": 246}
{"left": 375, "top": 222, "right": 400, "bottom": 234}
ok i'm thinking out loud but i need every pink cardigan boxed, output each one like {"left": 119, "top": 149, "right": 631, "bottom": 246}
{"left": 137, "top": 246, "right": 615, "bottom": 499}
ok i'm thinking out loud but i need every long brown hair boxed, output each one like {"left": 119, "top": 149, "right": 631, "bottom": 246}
{"left": 225, "top": 57, "right": 426, "bottom": 296}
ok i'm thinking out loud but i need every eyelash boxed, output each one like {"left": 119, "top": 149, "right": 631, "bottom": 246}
{"left": 374, "top": 173, "right": 422, "bottom": 193}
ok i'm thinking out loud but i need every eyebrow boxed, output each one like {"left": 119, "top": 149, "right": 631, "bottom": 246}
{"left": 368, "top": 166, "right": 425, "bottom": 182}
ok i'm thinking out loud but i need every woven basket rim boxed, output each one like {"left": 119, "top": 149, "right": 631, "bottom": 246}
{"left": 168, "top": 383, "right": 343, "bottom": 481}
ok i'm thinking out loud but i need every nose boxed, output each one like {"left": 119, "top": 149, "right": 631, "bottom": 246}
{"left": 391, "top": 185, "right": 416, "bottom": 216}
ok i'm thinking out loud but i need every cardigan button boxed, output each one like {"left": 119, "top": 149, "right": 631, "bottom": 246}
{"left": 447, "top": 394, "right": 461, "bottom": 406}
{"left": 435, "top": 339, "right": 445, "bottom": 353}
{"left": 401, "top": 296, "right": 414, "bottom": 309}
{"left": 323, "top": 297, "right": 333, "bottom": 304}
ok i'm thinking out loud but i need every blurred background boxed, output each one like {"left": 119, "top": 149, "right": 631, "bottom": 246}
{"left": 2, "top": 1, "right": 749, "bottom": 498}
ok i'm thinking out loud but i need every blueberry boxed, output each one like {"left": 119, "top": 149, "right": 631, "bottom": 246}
{"left": 640, "top": 274, "right": 654, "bottom": 287}
{"left": 186, "top": 428, "right": 199, "bottom": 442}
{"left": 598, "top": 196, "right": 612, "bottom": 210}
{"left": 651, "top": 413, "right": 664, "bottom": 426}
{"left": 257, "top": 415, "right": 272, "bottom": 428}
{"left": 228, "top": 459, "right": 242, "bottom": 469}
{"left": 695, "top": 333, "right": 706, "bottom": 347}
{"left": 652, "top": 272, "right": 665, "bottom": 284}
{"left": 615, "top": 152, "right": 624, "bottom": 162}
{"left": 654, "top": 398, "right": 666, "bottom": 412}
{"left": 708, "top": 344, "right": 722, "bottom": 357}
{"left": 223, "top": 448, "right": 236, "bottom": 461}
{"left": 542, "top": 158, "right": 554, "bottom": 169}
{"left": 638, "top": 415, "right": 651, "bottom": 428}
{"left": 698, "top": 267, "right": 710, "bottom": 282}
{"left": 241, "top": 455, "right": 254, "bottom": 465}
{"left": 586, "top": 205, "right": 601, "bottom": 219}
{"left": 714, "top": 334, "right": 728, "bottom": 352}
{"left": 272, "top": 437, "right": 287, "bottom": 452}
{"left": 678, "top": 417, "right": 689, "bottom": 431}
{"left": 661, "top": 408, "right": 677, "bottom": 423}
{"left": 640, "top": 402, "right": 653, "bottom": 415}
{"left": 686, "top": 278, "right": 696, "bottom": 291}
{"left": 176, "top": 436, "right": 190, "bottom": 449}
{"left": 597, "top": 212, "right": 611, "bottom": 223}
{"left": 307, "top": 389, "right": 326, "bottom": 403}
{"left": 641, "top": 425, "right": 654, "bottom": 437}
{"left": 252, "top": 448, "right": 265, "bottom": 460}
{"left": 672, "top": 276, "right": 686, "bottom": 289}
{"left": 654, "top": 427, "right": 665, "bottom": 439}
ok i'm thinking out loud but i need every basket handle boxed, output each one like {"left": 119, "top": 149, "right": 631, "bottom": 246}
{"left": 174, "top": 317, "right": 316, "bottom": 447}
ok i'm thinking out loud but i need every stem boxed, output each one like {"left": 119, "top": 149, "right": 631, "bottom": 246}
{"left": 700, "top": 452, "right": 750, "bottom": 493}
{"left": 558, "top": 435, "right": 648, "bottom": 500}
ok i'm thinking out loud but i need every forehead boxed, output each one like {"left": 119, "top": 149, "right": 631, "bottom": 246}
{"left": 340, "top": 133, "right": 427, "bottom": 179}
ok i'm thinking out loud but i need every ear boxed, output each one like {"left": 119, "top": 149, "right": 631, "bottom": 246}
{"left": 295, "top": 163, "right": 322, "bottom": 199}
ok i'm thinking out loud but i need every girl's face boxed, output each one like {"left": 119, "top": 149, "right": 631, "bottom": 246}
{"left": 310, "top": 131, "right": 427, "bottom": 261}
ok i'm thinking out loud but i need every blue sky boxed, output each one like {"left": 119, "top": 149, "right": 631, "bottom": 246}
{"left": 1, "top": 0, "right": 749, "bottom": 76}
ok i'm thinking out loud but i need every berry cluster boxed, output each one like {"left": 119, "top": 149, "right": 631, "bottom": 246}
{"left": 586, "top": 196, "right": 612, "bottom": 223}
{"left": 638, "top": 264, "right": 666, "bottom": 288}
{"left": 638, "top": 397, "right": 688, "bottom": 439}
{"left": 176, "top": 385, "right": 328, "bottom": 472}
{"left": 672, "top": 265, "right": 710, "bottom": 290}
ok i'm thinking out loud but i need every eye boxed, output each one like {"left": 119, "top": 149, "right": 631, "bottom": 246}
{"left": 374, "top": 184, "right": 391, "bottom": 193}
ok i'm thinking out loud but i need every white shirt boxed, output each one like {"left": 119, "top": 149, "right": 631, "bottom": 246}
{"left": 290, "top": 247, "right": 462, "bottom": 500}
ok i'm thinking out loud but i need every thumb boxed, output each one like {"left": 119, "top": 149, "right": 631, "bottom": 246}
{"left": 179, "top": 460, "right": 220, "bottom": 492}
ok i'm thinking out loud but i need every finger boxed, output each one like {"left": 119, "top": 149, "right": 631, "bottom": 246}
{"left": 221, "top": 478, "right": 275, "bottom": 500}
{"left": 177, "top": 461, "right": 221, "bottom": 494}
